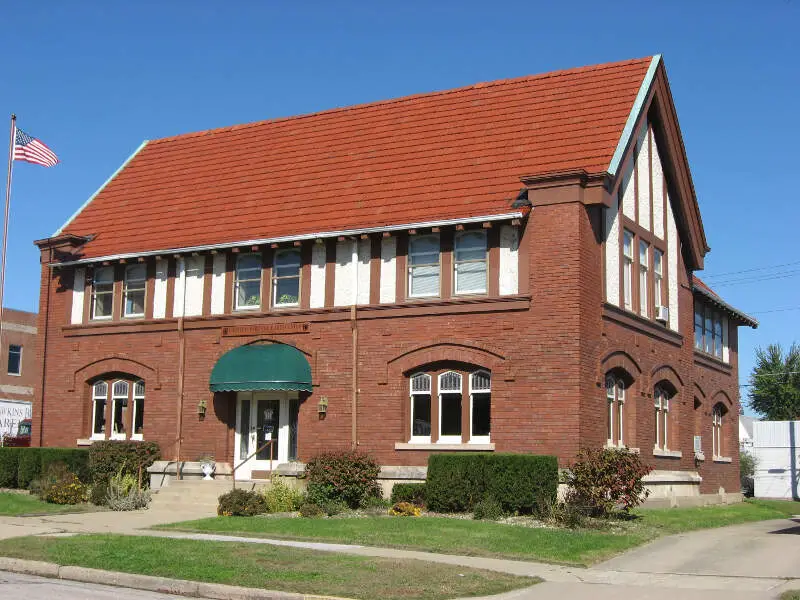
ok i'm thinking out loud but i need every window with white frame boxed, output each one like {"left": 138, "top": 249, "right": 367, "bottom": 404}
{"left": 712, "top": 404, "right": 725, "bottom": 458}
{"left": 623, "top": 231, "right": 634, "bottom": 310}
{"left": 453, "top": 231, "right": 487, "bottom": 295}
{"left": 235, "top": 254, "right": 262, "bottom": 310}
{"left": 123, "top": 264, "right": 146, "bottom": 318}
{"left": 91, "top": 267, "right": 114, "bottom": 320}
{"left": 469, "top": 370, "right": 491, "bottom": 442}
{"left": 653, "top": 249, "right": 663, "bottom": 312}
{"left": 654, "top": 386, "right": 670, "bottom": 451}
{"left": 605, "top": 374, "right": 626, "bottom": 447}
{"left": 408, "top": 235, "right": 440, "bottom": 298}
{"left": 110, "top": 380, "right": 129, "bottom": 440}
{"left": 438, "top": 371, "right": 462, "bottom": 442}
{"left": 639, "top": 240, "right": 649, "bottom": 316}
{"left": 7, "top": 344, "right": 22, "bottom": 375}
{"left": 132, "top": 380, "right": 145, "bottom": 440}
{"left": 409, "top": 373, "right": 432, "bottom": 442}
{"left": 273, "top": 249, "right": 301, "bottom": 307}
{"left": 91, "top": 381, "right": 108, "bottom": 439}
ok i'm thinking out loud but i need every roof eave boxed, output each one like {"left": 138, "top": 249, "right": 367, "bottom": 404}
{"left": 693, "top": 285, "right": 758, "bottom": 329}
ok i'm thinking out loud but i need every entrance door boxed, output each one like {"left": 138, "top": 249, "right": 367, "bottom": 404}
{"left": 234, "top": 391, "right": 299, "bottom": 480}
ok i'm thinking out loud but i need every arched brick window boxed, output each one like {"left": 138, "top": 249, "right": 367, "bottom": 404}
{"left": 89, "top": 376, "right": 147, "bottom": 442}
{"left": 605, "top": 372, "right": 626, "bottom": 447}
{"left": 654, "top": 384, "right": 673, "bottom": 451}
{"left": 712, "top": 403, "right": 728, "bottom": 459}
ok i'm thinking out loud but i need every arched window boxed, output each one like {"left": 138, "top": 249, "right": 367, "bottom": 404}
{"left": 273, "top": 249, "right": 301, "bottom": 307}
{"left": 605, "top": 374, "right": 626, "bottom": 447}
{"left": 132, "top": 380, "right": 145, "bottom": 440}
{"left": 654, "top": 386, "right": 671, "bottom": 451}
{"left": 469, "top": 371, "right": 491, "bottom": 442}
{"left": 409, "top": 373, "right": 432, "bottom": 441}
{"left": 111, "top": 380, "right": 129, "bottom": 440}
{"left": 712, "top": 404, "right": 726, "bottom": 458}
{"left": 438, "top": 371, "right": 463, "bottom": 442}
{"left": 91, "top": 381, "right": 108, "bottom": 440}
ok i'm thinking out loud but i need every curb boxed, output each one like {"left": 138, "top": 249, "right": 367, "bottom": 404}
{"left": 0, "top": 557, "right": 351, "bottom": 600}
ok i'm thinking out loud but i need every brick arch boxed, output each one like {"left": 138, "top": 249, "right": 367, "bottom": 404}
{"left": 599, "top": 350, "right": 641, "bottom": 379}
{"left": 241, "top": 338, "right": 313, "bottom": 358}
{"left": 651, "top": 364, "right": 684, "bottom": 394}
{"left": 711, "top": 390, "right": 734, "bottom": 409}
{"left": 71, "top": 356, "right": 158, "bottom": 391}
{"left": 384, "top": 340, "right": 506, "bottom": 384}
{"left": 694, "top": 381, "right": 707, "bottom": 401}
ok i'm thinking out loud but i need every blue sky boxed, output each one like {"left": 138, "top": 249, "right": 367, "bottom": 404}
{"left": 3, "top": 1, "right": 798, "bottom": 410}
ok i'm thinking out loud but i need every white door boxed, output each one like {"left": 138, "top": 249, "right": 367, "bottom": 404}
{"left": 234, "top": 391, "right": 299, "bottom": 480}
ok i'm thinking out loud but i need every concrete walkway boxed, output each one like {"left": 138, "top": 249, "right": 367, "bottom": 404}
{"left": 1, "top": 508, "right": 798, "bottom": 599}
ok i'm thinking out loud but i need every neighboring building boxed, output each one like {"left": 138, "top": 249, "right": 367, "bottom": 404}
{"left": 740, "top": 414, "right": 755, "bottom": 451}
{"left": 752, "top": 420, "right": 799, "bottom": 500}
{"left": 0, "top": 308, "right": 37, "bottom": 440}
{"left": 32, "top": 55, "right": 757, "bottom": 500}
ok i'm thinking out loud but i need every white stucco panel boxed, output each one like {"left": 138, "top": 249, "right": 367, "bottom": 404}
{"left": 309, "top": 243, "right": 326, "bottom": 309}
{"left": 71, "top": 268, "right": 85, "bottom": 324}
{"left": 636, "top": 127, "right": 651, "bottom": 231}
{"left": 357, "top": 238, "right": 371, "bottom": 305}
{"left": 172, "top": 258, "right": 186, "bottom": 317}
{"left": 334, "top": 240, "right": 356, "bottom": 306}
{"left": 153, "top": 259, "right": 168, "bottom": 319}
{"left": 651, "top": 132, "right": 665, "bottom": 240}
{"left": 499, "top": 225, "right": 519, "bottom": 295}
{"left": 666, "top": 192, "right": 679, "bottom": 331}
{"left": 210, "top": 253, "right": 226, "bottom": 315}
{"left": 620, "top": 157, "right": 635, "bottom": 220}
{"left": 183, "top": 255, "right": 205, "bottom": 317}
{"left": 380, "top": 236, "right": 397, "bottom": 303}
{"left": 604, "top": 197, "right": 620, "bottom": 306}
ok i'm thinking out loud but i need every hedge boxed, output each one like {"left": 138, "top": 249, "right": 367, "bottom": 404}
{"left": 1, "top": 448, "right": 92, "bottom": 489}
{"left": 88, "top": 441, "right": 161, "bottom": 485}
{"left": 425, "top": 453, "right": 558, "bottom": 514}
{"left": 40, "top": 448, "right": 91, "bottom": 483}
{"left": 390, "top": 482, "right": 426, "bottom": 506}
{"left": 0, "top": 447, "right": 23, "bottom": 487}
{"left": 17, "top": 448, "right": 42, "bottom": 488}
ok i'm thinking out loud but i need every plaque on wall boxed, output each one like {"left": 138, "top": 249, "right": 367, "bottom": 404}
{"left": 221, "top": 323, "right": 310, "bottom": 337}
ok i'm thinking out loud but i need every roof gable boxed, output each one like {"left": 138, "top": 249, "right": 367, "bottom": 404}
{"left": 55, "top": 57, "right": 652, "bottom": 261}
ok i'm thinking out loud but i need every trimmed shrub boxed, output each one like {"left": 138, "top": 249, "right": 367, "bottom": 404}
{"left": 40, "top": 448, "right": 90, "bottom": 483}
{"left": 305, "top": 450, "right": 381, "bottom": 509}
{"left": 0, "top": 447, "right": 22, "bottom": 488}
{"left": 426, "top": 453, "right": 558, "bottom": 514}
{"left": 89, "top": 441, "right": 160, "bottom": 485}
{"left": 389, "top": 501, "right": 421, "bottom": 517}
{"left": 17, "top": 448, "right": 42, "bottom": 489}
{"left": 261, "top": 477, "right": 305, "bottom": 513}
{"left": 39, "top": 464, "right": 87, "bottom": 505}
{"left": 390, "top": 482, "right": 426, "bottom": 507}
{"left": 473, "top": 497, "right": 503, "bottom": 521}
{"left": 299, "top": 502, "right": 324, "bottom": 518}
{"left": 563, "top": 448, "right": 652, "bottom": 517}
{"left": 217, "top": 489, "right": 266, "bottom": 517}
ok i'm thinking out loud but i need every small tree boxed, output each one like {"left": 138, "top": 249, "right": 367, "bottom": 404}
{"left": 740, "top": 450, "right": 758, "bottom": 497}
{"left": 748, "top": 343, "right": 800, "bottom": 421}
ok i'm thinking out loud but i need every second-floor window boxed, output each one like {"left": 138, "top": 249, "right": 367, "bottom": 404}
{"left": 639, "top": 241, "right": 649, "bottom": 317}
{"left": 622, "top": 231, "right": 634, "bottom": 310}
{"left": 454, "top": 231, "right": 487, "bottom": 295}
{"left": 91, "top": 267, "right": 114, "bottom": 320}
{"left": 7, "top": 344, "right": 22, "bottom": 375}
{"left": 408, "top": 235, "right": 440, "bottom": 298}
{"left": 653, "top": 249, "right": 664, "bottom": 311}
{"left": 273, "top": 249, "right": 301, "bottom": 307}
{"left": 694, "top": 304, "right": 724, "bottom": 360}
{"left": 123, "top": 264, "right": 146, "bottom": 318}
{"left": 235, "top": 254, "right": 262, "bottom": 310}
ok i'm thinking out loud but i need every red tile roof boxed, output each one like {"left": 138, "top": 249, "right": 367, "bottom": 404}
{"left": 693, "top": 276, "right": 758, "bottom": 327}
{"left": 60, "top": 57, "right": 652, "bottom": 260}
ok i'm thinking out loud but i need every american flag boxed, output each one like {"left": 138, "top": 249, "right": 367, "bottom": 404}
{"left": 13, "top": 127, "right": 59, "bottom": 167}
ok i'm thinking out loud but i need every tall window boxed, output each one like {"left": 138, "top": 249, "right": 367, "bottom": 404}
{"left": 694, "top": 303, "right": 724, "bottom": 360}
{"left": 235, "top": 254, "right": 262, "bottom": 310}
{"left": 639, "top": 240, "right": 649, "bottom": 316}
{"left": 110, "top": 380, "right": 129, "bottom": 440}
{"left": 7, "top": 344, "right": 22, "bottom": 375}
{"left": 653, "top": 249, "right": 664, "bottom": 311}
{"left": 408, "top": 235, "right": 440, "bottom": 298}
{"left": 123, "top": 264, "right": 146, "bottom": 318}
{"left": 453, "top": 231, "right": 487, "bottom": 295}
{"left": 91, "top": 267, "right": 114, "bottom": 320}
{"left": 605, "top": 374, "right": 625, "bottom": 447}
{"left": 438, "top": 371, "right": 462, "bottom": 442}
{"left": 469, "top": 370, "right": 491, "bottom": 442}
{"left": 409, "top": 373, "right": 432, "bottom": 442}
{"left": 273, "top": 249, "right": 301, "bottom": 307}
{"left": 712, "top": 404, "right": 724, "bottom": 458}
{"left": 623, "top": 231, "right": 634, "bottom": 309}
{"left": 91, "top": 381, "right": 108, "bottom": 440}
{"left": 654, "top": 386, "right": 670, "bottom": 451}
{"left": 132, "top": 380, "right": 145, "bottom": 440}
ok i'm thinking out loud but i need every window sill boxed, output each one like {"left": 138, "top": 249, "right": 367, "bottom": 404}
{"left": 693, "top": 352, "right": 732, "bottom": 374}
{"left": 7, "top": 372, "right": 21, "bottom": 377}
{"left": 131, "top": 434, "right": 144, "bottom": 441}
{"left": 110, "top": 434, "right": 126, "bottom": 441}
{"left": 395, "top": 442, "right": 495, "bottom": 451}
{"left": 605, "top": 442, "right": 640, "bottom": 454}
{"left": 713, "top": 456, "right": 733, "bottom": 464}
{"left": 77, "top": 438, "right": 94, "bottom": 446}
{"left": 653, "top": 447, "right": 683, "bottom": 459}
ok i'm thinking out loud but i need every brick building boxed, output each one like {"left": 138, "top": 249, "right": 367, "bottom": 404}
{"left": 1, "top": 308, "right": 37, "bottom": 439}
{"left": 32, "top": 55, "right": 756, "bottom": 499}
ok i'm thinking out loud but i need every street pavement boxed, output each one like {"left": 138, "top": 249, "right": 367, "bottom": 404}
{"left": 0, "top": 570, "right": 184, "bottom": 599}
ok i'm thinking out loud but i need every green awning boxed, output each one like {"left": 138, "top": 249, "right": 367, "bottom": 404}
{"left": 209, "top": 343, "right": 312, "bottom": 393}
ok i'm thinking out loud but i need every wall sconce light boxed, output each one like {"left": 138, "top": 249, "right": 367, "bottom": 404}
{"left": 197, "top": 399, "right": 207, "bottom": 419}
{"left": 318, "top": 396, "right": 328, "bottom": 417}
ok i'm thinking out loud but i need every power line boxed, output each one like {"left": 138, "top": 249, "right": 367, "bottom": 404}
{"left": 749, "top": 306, "right": 800, "bottom": 315}
{"left": 702, "top": 259, "right": 800, "bottom": 280}
{"left": 711, "top": 271, "right": 800, "bottom": 288}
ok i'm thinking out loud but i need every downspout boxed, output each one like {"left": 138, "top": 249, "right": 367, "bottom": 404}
{"left": 176, "top": 315, "right": 185, "bottom": 478}
{"left": 351, "top": 239, "right": 358, "bottom": 449}
{"left": 38, "top": 247, "right": 53, "bottom": 446}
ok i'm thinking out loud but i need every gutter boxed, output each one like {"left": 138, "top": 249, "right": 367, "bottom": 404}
{"left": 692, "top": 284, "right": 759, "bottom": 328}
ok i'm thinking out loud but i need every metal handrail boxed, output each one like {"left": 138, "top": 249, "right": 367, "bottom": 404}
{"left": 231, "top": 439, "right": 273, "bottom": 489}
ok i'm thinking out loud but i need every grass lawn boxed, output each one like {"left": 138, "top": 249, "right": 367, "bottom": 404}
{"left": 781, "top": 592, "right": 800, "bottom": 600}
{"left": 157, "top": 499, "right": 800, "bottom": 566}
{"left": 0, "top": 492, "right": 94, "bottom": 516}
{"left": 0, "top": 534, "right": 535, "bottom": 600}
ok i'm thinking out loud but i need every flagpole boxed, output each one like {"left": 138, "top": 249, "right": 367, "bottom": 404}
{"left": 0, "top": 114, "right": 15, "bottom": 334}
